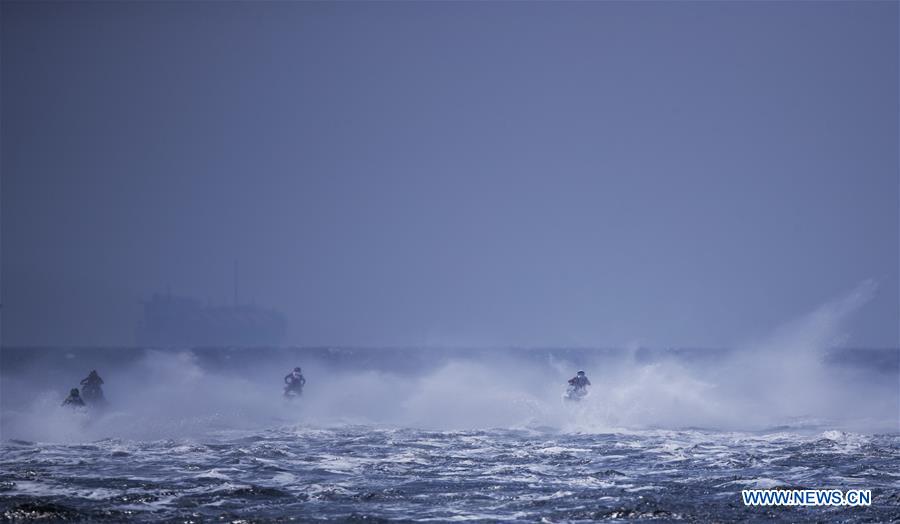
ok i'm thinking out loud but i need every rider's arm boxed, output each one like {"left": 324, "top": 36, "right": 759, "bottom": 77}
{"left": 585, "top": 378, "right": 592, "bottom": 386}
{"left": 299, "top": 376, "right": 306, "bottom": 386}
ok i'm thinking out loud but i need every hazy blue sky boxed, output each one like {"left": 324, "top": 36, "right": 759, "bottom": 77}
{"left": 2, "top": 1, "right": 897, "bottom": 348}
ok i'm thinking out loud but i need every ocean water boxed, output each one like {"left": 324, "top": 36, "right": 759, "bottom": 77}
{"left": 1, "top": 347, "right": 898, "bottom": 522}
{"left": 2, "top": 425, "right": 899, "bottom": 522}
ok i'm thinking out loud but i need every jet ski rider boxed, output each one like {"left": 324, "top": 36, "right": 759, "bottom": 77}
{"left": 62, "top": 388, "right": 86, "bottom": 408}
{"left": 284, "top": 367, "right": 306, "bottom": 397}
{"left": 568, "top": 370, "right": 591, "bottom": 393}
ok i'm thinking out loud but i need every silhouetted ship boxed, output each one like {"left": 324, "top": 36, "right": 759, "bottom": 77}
{"left": 137, "top": 293, "right": 287, "bottom": 348}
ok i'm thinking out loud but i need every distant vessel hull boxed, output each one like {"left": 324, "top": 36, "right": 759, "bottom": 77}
{"left": 136, "top": 293, "right": 286, "bottom": 347}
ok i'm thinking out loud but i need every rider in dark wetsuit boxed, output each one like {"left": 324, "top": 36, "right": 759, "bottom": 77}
{"left": 62, "top": 388, "right": 86, "bottom": 408}
{"left": 567, "top": 370, "right": 591, "bottom": 396}
{"left": 284, "top": 367, "right": 306, "bottom": 397}
{"left": 80, "top": 370, "right": 106, "bottom": 405}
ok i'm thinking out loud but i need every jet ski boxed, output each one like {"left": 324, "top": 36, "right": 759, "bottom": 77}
{"left": 283, "top": 386, "right": 303, "bottom": 401}
{"left": 81, "top": 383, "right": 107, "bottom": 408}
{"left": 283, "top": 368, "right": 305, "bottom": 401}
{"left": 79, "top": 371, "right": 107, "bottom": 409}
{"left": 563, "top": 385, "right": 588, "bottom": 402}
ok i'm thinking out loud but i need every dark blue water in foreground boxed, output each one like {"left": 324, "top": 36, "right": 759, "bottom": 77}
{"left": 1, "top": 426, "right": 899, "bottom": 522}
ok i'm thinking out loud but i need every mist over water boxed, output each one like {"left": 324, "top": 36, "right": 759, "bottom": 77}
{"left": 2, "top": 281, "right": 896, "bottom": 442}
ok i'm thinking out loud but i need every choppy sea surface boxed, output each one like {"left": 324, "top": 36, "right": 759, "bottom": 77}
{"left": 1, "top": 347, "right": 898, "bottom": 521}
{"left": 2, "top": 424, "right": 899, "bottom": 522}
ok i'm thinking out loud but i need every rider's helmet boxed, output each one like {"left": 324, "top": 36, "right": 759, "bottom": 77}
{"left": 70, "top": 388, "right": 80, "bottom": 396}
{"left": 577, "top": 370, "right": 585, "bottom": 376}
{"left": 293, "top": 367, "right": 302, "bottom": 373}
